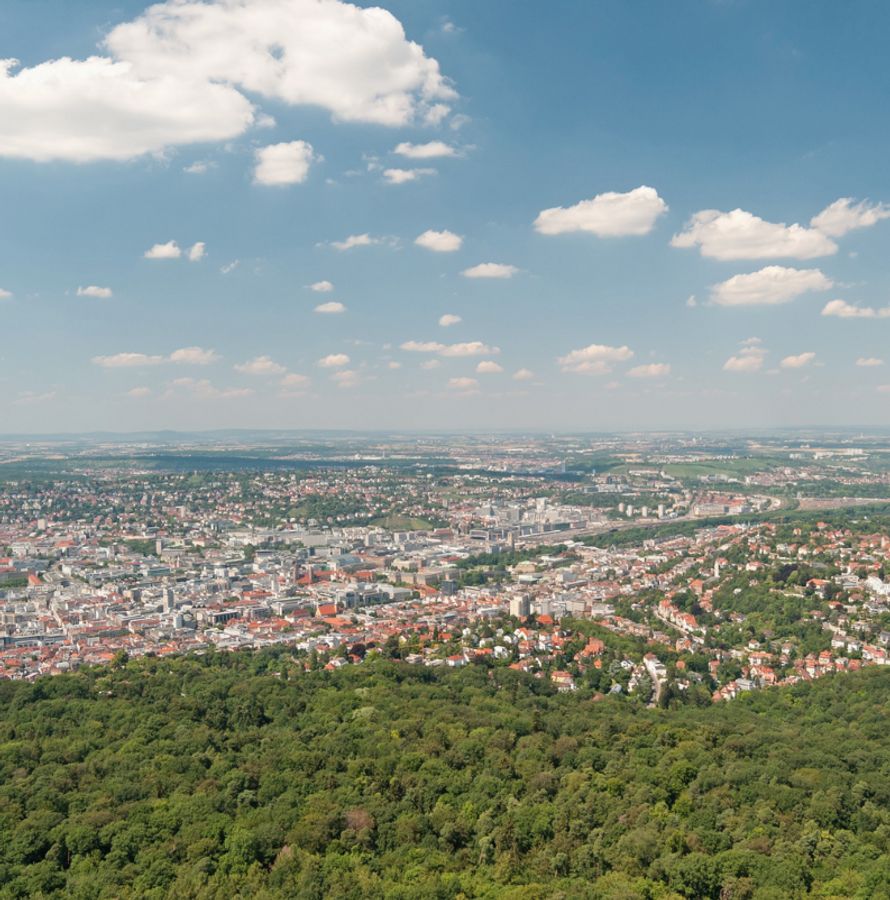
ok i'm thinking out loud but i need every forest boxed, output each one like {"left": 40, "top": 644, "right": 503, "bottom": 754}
{"left": 1, "top": 651, "right": 890, "bottom": 899}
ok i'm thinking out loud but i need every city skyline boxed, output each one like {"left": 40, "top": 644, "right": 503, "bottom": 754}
{"left": 3, "top": 0, "right": 890, "bottom": 432}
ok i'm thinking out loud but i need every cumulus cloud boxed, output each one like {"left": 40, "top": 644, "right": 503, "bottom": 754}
{"left": 0, "top": 56, "right": 254, "bottom": 163}
{"left": 420, "top": 359, "right": 441, "bottom": 370}
{"left": 394, "top": 140, "right": 456, "bottom": 158}
{"left": 144, "top": 240, "right": 181, "bottom": 260}
{"left": 710, "top": 266, "right": 832, "bottom": 307}
{"left": 331, "top": 369, "right": 360, "bottom": 388}
{"left": 234, "top": 355, "right": 287, "bottom": 376}
{"left": 857, "top": 357, "right": 884, "bottom": 367}
{"left": 280, "top": 372, "right": 310, "bottom": 390}
{"left": 821, "top": 299, "right": 890, "bottom": 319}
{"left": 448, "top": 376, "right": 479, "bottom": 392}
{"left": 534, "top": 185, "right": 667, "bottom": 237}
{"left": 309, "top": 280, "right": 334, "bottom": 293}
{"left": 382, "top": 167, "right": 435, "bottom": 184}
{"left": 331, "top": 233, "right": 380, "bottom": 251}
{"left": 438, "top": 313, "right": 462, "bottom": 327}
{"left": 314, "top": 301, "right": 346, "bottom": 314}
{"left": 780, "top": 352, "right": 816, "bottom": 369}
{"left": 627, "top": 363, "right": 671, "bottom": 379}
{"left": 188, "top": 241, "right": 206, "bottom": 262}
{"left": 811, "top": 197, "right": 890, "bottom": 237}
{"left": 127, "top": 386, "right": 152, "bottom": 398}
{"left": 107, "top": 0, "right": 456, "bottom": 127}
{"left": 476, "top": 360, "right": 503, "bottom": 374}
{"left": 0, "top": 1, "right": 457, "bottom": 163}
{"left": 318, "top": 352, "right": 350, "bottom": 368}
{"left": 558, "top": 343, "right": 634, "bottom": 375}
{"left": 168, "top": 377, "right": 252, "bottom": 400}
{"left": 76, "top": 285, "right": 113, "bottom": 298}
{"left": 93, "top": 352, "right": 165, "bottom": 368}
{"left": 513, "top": 368, "right": 535, "bottom": 381}
{"left": 253, "top": 140, "right": 316, "bottom": 185}
{"left": 723, "top": 340, "right": 766, "bottom": 373}
{"left": 416, "top": 229, "right": 463, "bottom": 252}
{"left": 168, "top": 346, "right": 219, "bottom": 365}
{"left": 14, "top": 390, "right": 57, "bottom": 406}
{"left": 462, "top": 262, "right": 518, "bottom": 279}
{"left": 0, "top": 288, "right": 12, "bottom": 299}
{"left": 401, "top": 340, "right": 499, "bottom": 357}
{"left": 94, "top": 347, "right": 218, "bottom": 367}
{"left": 671, "top": 208, "right": 836, "bottom": 260}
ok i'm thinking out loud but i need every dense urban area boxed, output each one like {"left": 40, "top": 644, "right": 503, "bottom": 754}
{"left": 4, "top": 432, "right": 890, "bottom": 897}
{"left": 3, "top": 432, "right": 890, "bottom": 703}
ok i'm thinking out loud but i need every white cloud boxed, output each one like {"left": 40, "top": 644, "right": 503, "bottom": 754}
{"left": 534, "top": 185, "right": 667, "bottom": 237}
{"left": 461, "top": 263, "right": 518, "bottom": 279}
{"left": 811, "top": 197, "right": 890, "bottom": 237}
{"left": 438, "top": 313, "right": 462, "bottom": 327}
{"left": 0, "top": 56, "right": 254, "bottom": 163}
{"left": 234, "top": 355, "right": 287, "bottom": 376}
{"left": 93, "top": 352, "right": 165, "bottom": 368}
{"left": 183, "top": 160, "right": 211, "bottom": 174}
{"left": 309, "top": 280, "right": 334, "bottom": 293}
{"left": 127, "top": 386, "right": 152, "bottom": 398}
{"left": 401, "top": 340, "right": 499, "bottom": 357}
{"left": 671, "top": 208, "right": 836, "bottom": 260}
{"left": 168, "top": 377, "right": 252, "bottom": 400}
{"left": 513, "top": 368, "right": 535, "bottom": 381}
{"left": 416, "top": 229, "right": 463, "bottom": 252}
{"left": 0, "top": 0, "right": 456, "bottom": 163}
{"left": 315, "top": 301, "right": 346, "bottom": 314}
{"left": 94, "top": 347, "right": 218, "bottom": 367}
{"left": 253, "top": 140, "right": 316, "bottom": 186}
{"left": 169, "top": 346, "right": 219, "bottom": 365}
{"left": 711, "top": 266, "right": 832, "bottom": 307}
{"left": 387, "top": 361, "right": 402, "bottom": 370}
{"left": 421, "top": 359, "right": 441, "bottom": 370}
{"left": 686, "top": 294, "right": 697, "bottom": 308}
{"left": 780, "top": 352, "right": 816, "bottom": 369}
{"left": 188, "top": 241, "right": 206, "bottom": 262}
{"left": 331, "top": 369, "right": 360, "bottom": 388}
{"left": 822, "top": 299, "right": 890, "bottom": 319}
{"left": 448, "top": 376, "right": 478, "bottom": 392}
{"left": 558, "top": 343, "right": 634, "bottom": 375}
{"left": 221, "top": 260, "right": 239, "bottom": 274}
{"left": 627, "top": 363, "right": 671, "bottom": 379}
{"left": 280, "top": 373, "right": 310, "bottom": 390}
{"left": 857, "top": 357, "right": 884, "bottom": 367}
{"left": 144, "top": 240, "right": 181, "bottom": 260}
{"left": 14, "top": 390, "right": 57, "bottom": 406}
{"left": 0, "top": 288, "right": 12, "bottom": 299}
{"left": 331, "top": 233, "right": 379, "bottom": 251}
{"left": 382, "top": 167, "right": 435, "bottom": 184}
{"left": 76, "top": 285, "right": 112, "bottom": 298}
{"left": 476, "top": 360, "right": 503, "bottom": 374}
{"left": 107, "top": 0, "right": 456, "bottom": 127}
{"left": 318, "top": 352, "right": 350, "bottom": 368}
{"left": 394, "top": 140, "right": 457, "bottom": 159}
{"left": 723, "top": 341, "right": 767, "bottom": 373}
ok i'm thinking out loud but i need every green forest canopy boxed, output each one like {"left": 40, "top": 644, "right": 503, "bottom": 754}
{"left": 1, "top": 652, "right": 889, "bottom": 898}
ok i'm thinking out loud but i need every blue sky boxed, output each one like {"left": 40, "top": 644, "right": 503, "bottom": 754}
{"left": 2, "top": 0, "right": 890, "bottom": 432}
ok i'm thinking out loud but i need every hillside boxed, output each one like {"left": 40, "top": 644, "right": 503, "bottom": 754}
{"left": 1, "top": 653, "right": 889, "bottom": 898}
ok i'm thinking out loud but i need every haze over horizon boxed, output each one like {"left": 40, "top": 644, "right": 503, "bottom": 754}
{"left": 3, "top": 0, "right": 890, "bottom": 432}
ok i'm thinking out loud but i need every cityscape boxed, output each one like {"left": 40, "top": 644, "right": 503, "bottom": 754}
{"left": 4, "top": 432, "right": 890, "bottom": 706}
{"left": 4, "top": 0, "right": 890, "bottom": 896}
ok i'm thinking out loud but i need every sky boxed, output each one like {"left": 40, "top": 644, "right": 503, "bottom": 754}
{"left": 2, "top": 0, "right": 890, "bottom": 433}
